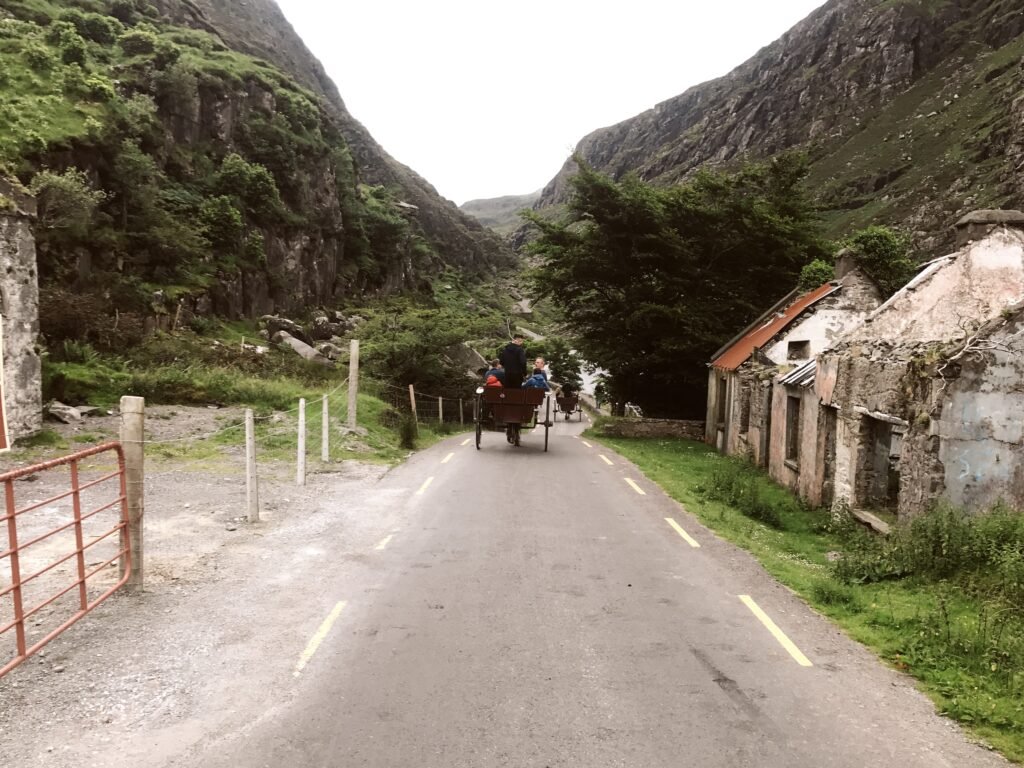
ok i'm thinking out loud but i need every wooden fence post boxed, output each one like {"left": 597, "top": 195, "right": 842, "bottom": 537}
{"left": 119, "top": 396, "right": 144, "bottom": 592}
{"left": 245, "top": 408, "right": 259, "bottom": 522}
{"left": 459, "top": 398, "right": 464, "bottom": 425}
{"left": 347, "top": 339, "right": 360, "bottom": 429}
{"left": 408, "top": 384, "right": 419, "bottom": 437}
{"left": 297, "top": 397, "right": 306, "bottom": 486}
{"left": 438, "top": 397, "right": 443, "bottom": 424}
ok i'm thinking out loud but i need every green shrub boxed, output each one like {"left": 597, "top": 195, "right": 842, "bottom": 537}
{"left": 59, "top": 9, "right": 122, "bottom": 44}
{"left": 118, "top": 27, "right": 157, "bottom": 55}
{"left": 24, "top": 42, "right": 56, "bottom": 71}
{"left": 834, "top": 503, "right": 1024, "bottom": 609}
{"left": 59, "top": 34, "right": 88, "bottom": 66}
{"left": 199, "top": 195, "right": 243, "bottom": 251}
{"left": 797, "top": 258, "right": 835, "bottom": 291}
{"left": 84, "top": 73, "right": 115, "bottom": 100}
{"left": 700, "top": 462, "right": 784, "bottom": 528}
{"left": 45, "top": 20, "right": 78, "bottom": 45}
{"left": 398, "top": 414, "right": 417, "bottom": 449}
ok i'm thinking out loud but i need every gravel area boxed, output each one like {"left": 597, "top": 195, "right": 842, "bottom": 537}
{"left": 0, "top": 405, "right": 390, "bottom": 766}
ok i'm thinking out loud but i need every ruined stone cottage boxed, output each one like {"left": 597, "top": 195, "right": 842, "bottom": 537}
{"left": 819, "top": 212, "right": 1024, "bottom": 518}
{"left": 705, "top": 263, "right": 881, "bottom": 470}
{"left": 0, "top": 179, "right": 42, "bottom": 446}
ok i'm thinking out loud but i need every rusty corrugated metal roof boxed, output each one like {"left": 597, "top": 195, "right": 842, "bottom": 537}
{"left": 709, "top": 283, "right": 839, "bottom": 371}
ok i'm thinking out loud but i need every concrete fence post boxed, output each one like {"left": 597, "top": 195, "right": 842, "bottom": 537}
{"left": 347, "top": 339, "right": 360, "bottom": 429}
{"left": 438, "top": 397, "right": 443, "bottom": 425}
{"left": 245, "top": 408, "right": 259, "bottom": 522}
{"left": 297, "top": 397, "right": 306, "bottom": 486}
{"left": 321, "top": 394, "right": 329, "bottom": 462}
{"left": 119, "top": 396, "right": 144, "bottom": 592}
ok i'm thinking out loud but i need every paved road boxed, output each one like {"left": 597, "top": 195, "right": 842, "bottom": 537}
{"left": 161, "top": 415, "right": 1001, "bottom": 768}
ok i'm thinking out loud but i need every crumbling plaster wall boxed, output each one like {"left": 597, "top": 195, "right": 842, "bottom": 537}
{"left": 845, "top": 228, "right": 1024, "bottom": 346}
{"left": 937, "top": 329, "right": 1024, "bottom": 512}
{"left": 0, "top": 192, "right": 42, "bottom": 441}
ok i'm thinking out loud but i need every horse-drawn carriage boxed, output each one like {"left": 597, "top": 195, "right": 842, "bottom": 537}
{"left": 553, "top": 392, "right": 583, "bottom": 422}
{"left": 474, "top": 387, "right": 551, "bottom": 451}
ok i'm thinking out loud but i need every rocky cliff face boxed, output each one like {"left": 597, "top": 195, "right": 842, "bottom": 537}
{"left": 535, "top": 0, "right": 1024, "bottom": 253}
{"left": 1, "top": 0, "right": 512, "bottom": 327}
{"left": 161, "top": 0, "right": 512, "bottom": 282}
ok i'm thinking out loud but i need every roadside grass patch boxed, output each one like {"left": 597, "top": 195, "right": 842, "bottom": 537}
{"left": 592, "top": 432, "right": 1024, "bottom": 761}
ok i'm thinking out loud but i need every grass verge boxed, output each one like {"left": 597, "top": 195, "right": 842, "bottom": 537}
{"left": 592, "top": 433, "right": 1024, "bottom": 762}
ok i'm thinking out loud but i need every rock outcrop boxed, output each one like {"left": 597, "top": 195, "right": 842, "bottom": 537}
{"left": 532, "top": 0, "right": 1024, "bottom": 254}
{"left": 0, "top": 179, "right": 42, "bottom": 442}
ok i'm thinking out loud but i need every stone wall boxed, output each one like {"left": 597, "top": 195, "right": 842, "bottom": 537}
{"left": 0, "top": 180, "right": 42, "bottom": 442}
{"left": 600, "top": 418, "right": 706, "bottom": 441}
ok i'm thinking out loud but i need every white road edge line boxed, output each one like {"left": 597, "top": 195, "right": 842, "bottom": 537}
{"left": 441, "top": 452, "right": 455, "bottom": 464}
{"left": 738, "top": 595, "right": 813, "bottom": 667}
{"left": 599, "top": 454, "right": 614, "bottom": 466}
{"left": 294, "top": 601, "right": 347, "bottom": 677}
{"left": 416, "top": 476, "right": 434, "bottom": 495}
{"left": 625, "top": 478, "right": 646, "bottom": 495}
{"left": 375, "top": 534, "right": 393, "bottom": 551}
{"left": 665, "top": 517, "right": 700, "bottom": 548}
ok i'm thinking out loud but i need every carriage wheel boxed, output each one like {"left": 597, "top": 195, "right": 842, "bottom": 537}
{"left": 513, "top": 424, "right": 521, "bottom": 447}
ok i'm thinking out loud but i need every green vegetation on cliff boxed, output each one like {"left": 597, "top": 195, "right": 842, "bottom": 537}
{"left": 0, "top": 0, "right": 477, "bottom": 352}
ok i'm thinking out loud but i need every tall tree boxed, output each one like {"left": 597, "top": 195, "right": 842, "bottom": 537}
{"left": 525, "top": 155, "right": 828, "bottom": 417}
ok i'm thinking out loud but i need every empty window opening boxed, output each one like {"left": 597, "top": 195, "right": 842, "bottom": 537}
{"left": 787, "top": 340, "right": 810, "bottom": 360}
{"left": 785, "top": 395, "right": 801, "bottom": 464}
{"left": 716, "top": 377, "right": 727, "bottom": 425}
{"left": 856, "top": 416, "right": 903, "bottom": 511}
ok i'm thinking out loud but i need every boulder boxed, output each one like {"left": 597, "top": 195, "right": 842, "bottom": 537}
{"left": 317, "top": 342, "right": 345, "bottom": 360}
{"left": 261, "top": 316, "right": 313, "bottom": 346}
{"left": 47, "top": 401, "right": 82, "bottom": 423}
{"left": 272, "top": 331, "right": 334, "bottom": 367}
{"left": 309, "top": 317, "right": 345, "bottom": 341}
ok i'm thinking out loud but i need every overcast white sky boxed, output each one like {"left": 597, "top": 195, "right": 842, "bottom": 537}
{"left": 275, "top": 0, "right": 825, "bottom": 205}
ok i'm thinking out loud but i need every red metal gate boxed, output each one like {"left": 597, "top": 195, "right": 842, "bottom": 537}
{"left": 1, "top": 442, "right": 131, "bottom": 677}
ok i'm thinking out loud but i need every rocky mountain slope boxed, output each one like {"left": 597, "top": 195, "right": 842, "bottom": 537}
{"left": 460, "top": 190, "right": 541, "bottom": 236}
{"left": 533, "top": 0, "right": 1024, "bottom": 253}
{"left": 0, "top": 0, "right": 511, "bottom": 328}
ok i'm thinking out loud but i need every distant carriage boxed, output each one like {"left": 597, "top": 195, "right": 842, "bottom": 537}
{"left": 554, "top": 392, "right": 583, "bottom": 422}
{"left": 474, "top": 387, "right": 551, "bottom": 451}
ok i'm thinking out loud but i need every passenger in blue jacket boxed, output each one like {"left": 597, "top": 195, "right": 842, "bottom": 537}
{"left": 524, "top": 368, "right": 550, "bottom": 390}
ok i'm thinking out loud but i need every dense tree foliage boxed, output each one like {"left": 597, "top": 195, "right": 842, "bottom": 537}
{"left": 525, "top": 156, "right": 829, "bottom": 417}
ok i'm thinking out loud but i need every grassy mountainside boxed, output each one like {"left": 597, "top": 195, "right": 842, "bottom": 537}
{"left": 532, "top": 0, "right": 1024, "bottom": 253}
{"left": 460, "top": 190, "right": 541, "bottom": 236}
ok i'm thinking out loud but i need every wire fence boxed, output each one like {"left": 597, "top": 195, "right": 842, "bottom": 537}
{"left": 361, "top": 379, "right": 473, "bottom": 427}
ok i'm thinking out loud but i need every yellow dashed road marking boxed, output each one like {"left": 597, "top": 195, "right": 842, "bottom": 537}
{"left": 625, "top": 478, "right": 646, "bottom": 495}
{"left": 599, "top": 454, "right": 614, "bottom": 466}
{"left": 416, "top": 477, "right": 434, "bottom": 495}
{"left": 582, "top": 441, "right": 593, "bottom": 448}
{"left": 738, "top": 595, "right": 813, "bottom": 667}
{"left": 460, "top": 438, "right": 471, "bottom": 446}
{"left": 294, "top": 601, "right": 347, "bottom": 677}
{"left": 441, "top": 452, "right": 455, "bottom": 464}
{"left": 375, "top": 535, "right": 393, "bottom": 551}
{"left": 665, "top": 518, "right": 700, "bottom": 548}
